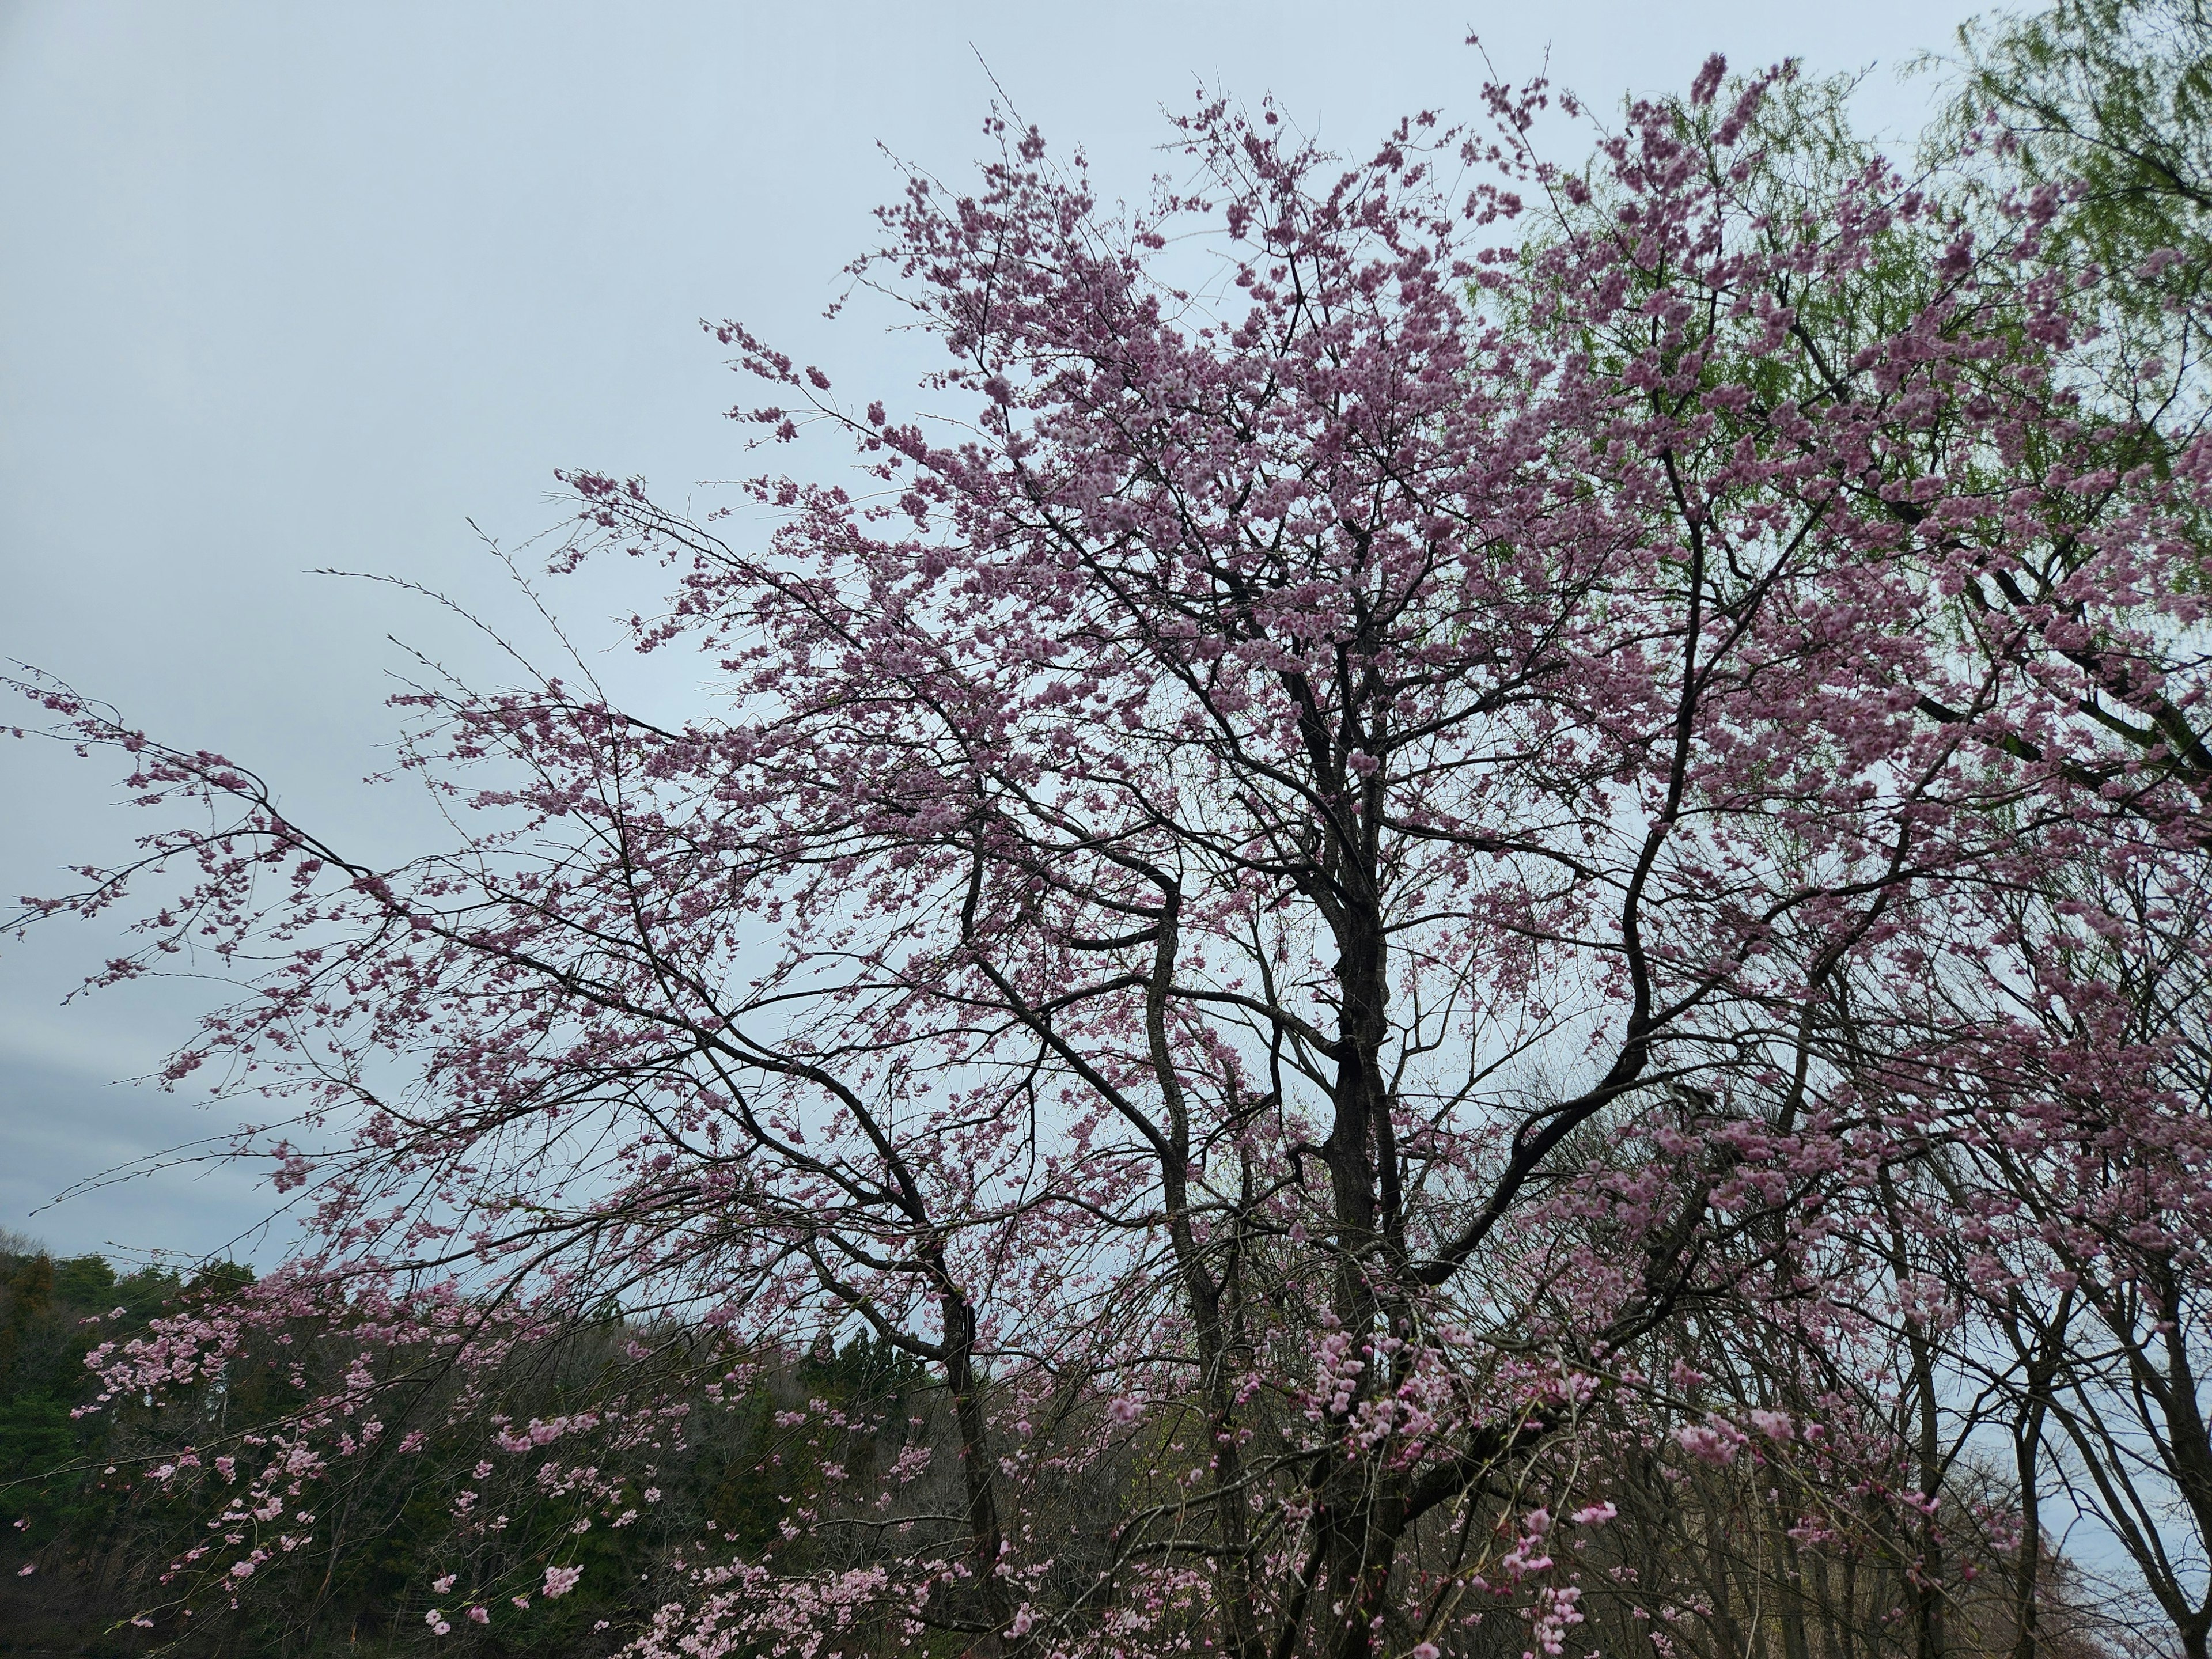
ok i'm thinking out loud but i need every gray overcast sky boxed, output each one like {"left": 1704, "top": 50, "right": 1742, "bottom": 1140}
{"left": 0, "top": 0, "right": 1987, "bottom": 1264}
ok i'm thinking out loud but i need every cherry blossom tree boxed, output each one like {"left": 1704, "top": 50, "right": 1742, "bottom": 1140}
{"left": 12, "top": 33, "right": 2212, "bottom": 1659}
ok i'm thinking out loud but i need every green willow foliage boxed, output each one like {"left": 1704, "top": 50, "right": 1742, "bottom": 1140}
{"left": 1941, "top": 0, "right": 2211, "bottom": 457}
{"left": 1947, "top": 0, "right": 2210, "bottom": 286}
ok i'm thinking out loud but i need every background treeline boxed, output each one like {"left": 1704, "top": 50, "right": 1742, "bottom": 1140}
{"left": 0, "top": 1237, "right": 966, "bottom": 1657}
{"left": 0, "top": 1228, "right": 2134, "bottom": 1659}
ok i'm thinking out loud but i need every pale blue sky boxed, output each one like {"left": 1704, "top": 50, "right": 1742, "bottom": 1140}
{"left": 0, "top": 0, "right": 1990, "bottom": 1263}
